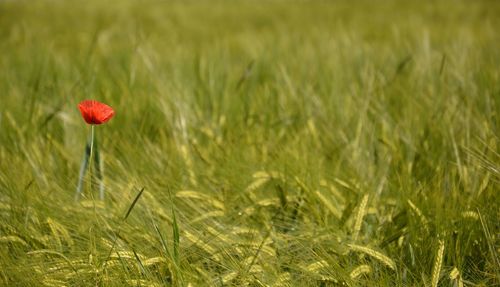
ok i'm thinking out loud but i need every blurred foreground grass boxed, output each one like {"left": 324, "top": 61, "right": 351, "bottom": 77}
{"left": 0, "top": 0, "right": 499, "bottom": 286}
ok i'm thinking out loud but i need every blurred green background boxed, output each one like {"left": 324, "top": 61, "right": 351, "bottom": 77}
{"left": 0, "top": 0, "right": 499, "bottom": 286}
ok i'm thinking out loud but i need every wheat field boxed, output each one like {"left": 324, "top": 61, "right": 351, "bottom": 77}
{"left": 0, "top": 0, "right": 499, "bottom": 286}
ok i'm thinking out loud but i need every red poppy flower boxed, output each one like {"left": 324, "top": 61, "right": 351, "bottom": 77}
{"left": 78, "top": 100, "right": 115, "bottom": 125}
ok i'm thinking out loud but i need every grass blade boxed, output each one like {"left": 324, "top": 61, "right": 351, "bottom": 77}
{"left": 153, "top": 221, "right": 171, "bottom": 259}
{"left": 132, "top": 248, "right": 147, "bottom": 276}
{"left": 124, "top": 187, "right": 145, "bottom": 220}
{"left": 172, "top": 206, "right": 180, "bottom": 266}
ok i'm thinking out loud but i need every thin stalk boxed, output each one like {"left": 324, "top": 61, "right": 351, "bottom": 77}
{"left": 75, "top": 125, "right": 95, "bottom": 201}
{"left": 75, "top": 125, "right": 106, "bottom": 201}
{"left": 89, "top": 125, "right": 95, "bottom": 168}
{"left": 75, "top": 142, "right": 90, "bottom": 201}
{"left": 93, "top": 138, "right": 105, "bottom": 200}
{"left": 88, "top": 125, "right": 96, "bottom": 199}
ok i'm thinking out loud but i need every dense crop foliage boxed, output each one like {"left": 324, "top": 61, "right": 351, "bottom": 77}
{"left": 0, "top": 1, "right": 499, "bottom": 286}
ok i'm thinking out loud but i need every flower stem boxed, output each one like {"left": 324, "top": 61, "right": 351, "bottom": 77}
{"left": 89, "top": 125, "right": 95, "bottom": 194}
{"left": 75, "top": 142, "right": 90, "bottom": 201}
{"left": 75, "top": 125, "right": 95, "bottom": 201}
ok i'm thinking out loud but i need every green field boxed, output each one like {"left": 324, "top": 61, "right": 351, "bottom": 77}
{"left": 0, "top": 0, "right": 499, "bottom": 286}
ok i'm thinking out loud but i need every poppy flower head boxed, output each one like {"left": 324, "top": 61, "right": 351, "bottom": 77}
{"left": 78, "top": 100, "right": 115, "bottom": 125}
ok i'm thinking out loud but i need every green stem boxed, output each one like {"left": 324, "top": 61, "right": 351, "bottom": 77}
{"left": 75, "top": 125, "right": 94, "bottom": 202}
{"left": 90, "top": 125, "right": 95, "bottom": 164}
{"left": 75, "top": 142, "right": 90, "bottom": 201}
{"left": 88, "top": 125, "right": 95, "bottom": 196}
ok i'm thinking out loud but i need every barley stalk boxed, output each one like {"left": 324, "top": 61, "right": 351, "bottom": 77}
{"left": 348, "top": 244, "right": 396, "bottom": 270}
{"left": 350, "top": 264, "right": 372, "bottom": 279}
{"left": 449, "top": 267, "right": 464, "bottom": 287}
{"left": 407, "top": 200, "right": 429, "bottom": 233}
{"left": 353, "top": 194, "right": 369, "bottom": 240}
{"left": 431, "top": 240, "right": 445, "bottom": 287}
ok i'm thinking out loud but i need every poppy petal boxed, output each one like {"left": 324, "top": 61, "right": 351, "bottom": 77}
{"left": 78, "top": 100, "right": 115, "bottom": 125}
